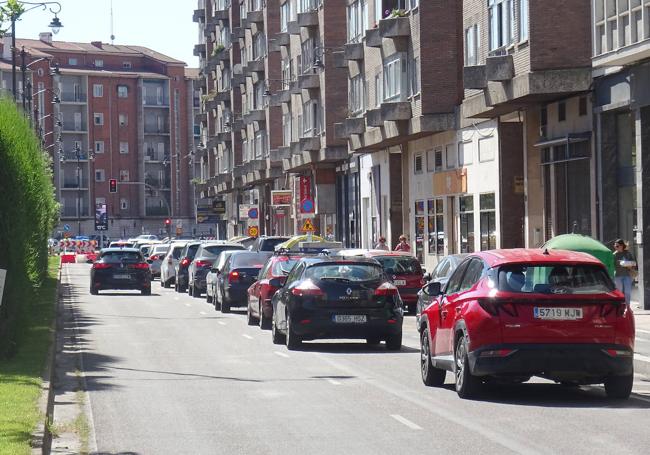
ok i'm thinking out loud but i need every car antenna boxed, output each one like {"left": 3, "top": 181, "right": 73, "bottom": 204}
{"left": 543, "top": 248, "right": 550, "bottom": 255}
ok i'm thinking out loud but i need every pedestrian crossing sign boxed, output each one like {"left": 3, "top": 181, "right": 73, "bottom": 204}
{"left": 301, "top": 218, "right": 315, "bottom": 232}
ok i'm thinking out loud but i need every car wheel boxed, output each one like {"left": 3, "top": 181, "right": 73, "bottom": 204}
{"left": 246, "top": 305, "right": 257, "bottom": 326}
{"left": 90, "top": 285, "right": 98, "bottom": 295}
{"left": 141, "top": 287, "right": 151, "bottom": 296}
{"left": 259, "top": 300, "right": 271, "bottom": 330}
{"left": 366, "top": 337, "right": 381, "bottom": 345}
{"left": 221, "top": 295, "right": 231, "bottom": 313}
{"left": 454, "top": 334, "right": 481, "bottom": 399}
{"left": 385, "top": 332, "right": 402, "bottom": 351}
{"left": 285, "top": 314, "right": 301, "bottom": 350}
{"left": 206, "top": 290, "right": 213, "bottom": 304}
{"left": 604, "top": 374, "right": 633, "bottom": 399}
{"left": 421, "top": 328, "right": 446, "bottom": 387}
{"left": 272, "top": 317, "right": 285, "bottom": 345}
{"left": 192, "top": 284, "right": 201, "bottom": 298}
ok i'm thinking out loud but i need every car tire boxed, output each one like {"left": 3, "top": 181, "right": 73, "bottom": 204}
{"left": 206, "top": 290, "right": 213, "bottom": 304}
{"left": 221, "top": 296, "right": 231, "bottom": 313}
{"left": 272, "top": 317, "right": 285, "bottom": 345}
{"left": 192, "top": 284, "right": 201, "bottom": 298}
{"left": 141, "top": 287, "right": 151, "bottom": 296}
{"left": 454, "top": 334, "right": 481, "bottom": 399}
{"left": 385, "top": 332, "right": 402, "bottom": 351}
{"left": 247, "top": 305, "right": 257, "bottom": 326}
{"left": 366, "top": 337, "right": 381, "bottom": 345}
{"left": 90, "top": 286, "right": 98, "bottom": 295}
{"left": 421, "top": 328, "right": 446, "bottom": 387}
{"left": 604, "top": 374, "right": 633, "bottom": 399}
{"left": 259, "top": 301, "right": 271, "bottom": 330}
{"left": 285, "top": 314, "right": 301, "bottom": 350}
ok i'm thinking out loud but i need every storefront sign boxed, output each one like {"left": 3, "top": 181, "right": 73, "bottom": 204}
{"left": 299, "top": 175, "right": 311, "bottom": 201}
{"left": 271, "top": 190, "right": 292, "bottom": 206}
{"left": 239, "top": 204, "right": 251, "bottom": 219}
{"left": 212, "top": 199, "right": 226, "bottom": 214}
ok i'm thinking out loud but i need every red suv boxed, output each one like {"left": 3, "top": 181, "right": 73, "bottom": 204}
{"left": 418, "top": 249, "right": 635, "bottom": 399}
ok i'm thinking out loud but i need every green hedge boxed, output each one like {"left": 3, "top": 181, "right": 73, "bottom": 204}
{"left": 0, "top": 97, "right": 59, "bottom": 358}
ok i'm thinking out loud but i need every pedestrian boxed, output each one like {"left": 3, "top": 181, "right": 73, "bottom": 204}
{"left": 394, "top": 235, "right": 411, "bottom": 252}
{"left": 613, "top": 238, "right": 636, "bottom": 305}
{"left": 374, "top": 236, "right": 389, "bottom": 251}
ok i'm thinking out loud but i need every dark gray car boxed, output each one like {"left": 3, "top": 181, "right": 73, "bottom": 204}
{"left": 188, "top": 243, "right": 245, "bottom": 298}
{"left": 416, "top": 254, "right": 468, "bottom": 325}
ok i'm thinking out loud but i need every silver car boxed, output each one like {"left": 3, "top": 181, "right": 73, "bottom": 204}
{"left": 160, "top": 242, "right": 189, "bottom": 288}
{"left": 206, "top": 250, "right": 237, "bottom": 305}
{"left": 146, "top": 244, "right": 170, "bottom": 278}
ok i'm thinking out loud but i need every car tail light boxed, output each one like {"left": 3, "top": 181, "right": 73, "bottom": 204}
{"left": 149, "top": 255, "right": 160, "bottom": 261}
{"left": 92, "top": 263, "right": 111, "bottom": 270}
{"left": 478, "top": 298, "right": 518, "bottom": 317}
{"left": 128, "top": 263, "right": 150, "bottom": 270}
{"left": 374, "top": 282, "right": 399, "bottom": 297}
{"left": 195, "top": 260, "right": 212, "bottom": 268}
{"left": 603, "top": 348, "right": 633, "bottom": 357}
{"left": 229, "top": 271, "right": 240, "bottom": 283}
{"left": 599, "top": 299, "right": 627, "bottom": 317}
{"left": 291, "top": 280, "right": 325, "bottom": 297}
{"left": 180, "top": 258, "right": 191, "bottom": 268}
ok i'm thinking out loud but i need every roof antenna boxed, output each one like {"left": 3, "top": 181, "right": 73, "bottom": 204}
{"left": 110, "top": 0, "right": 115, "bottom": 44}
{"left": 543, "top": 248, "right": 550, "bottom": 255}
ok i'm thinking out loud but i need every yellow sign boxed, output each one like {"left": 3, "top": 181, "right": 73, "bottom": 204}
{"left": 301, "top": 218, "right": 315, "bottom": 232}
{"left": 248, "top": 226, "right": 259, "bottom": 237}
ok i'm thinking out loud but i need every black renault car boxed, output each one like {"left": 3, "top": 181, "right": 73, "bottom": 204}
{"left": 270, "top": 257, "right": 404, "bottom": 351}
{"left": 89, "top": 248, "right": 152, "bottom": 295}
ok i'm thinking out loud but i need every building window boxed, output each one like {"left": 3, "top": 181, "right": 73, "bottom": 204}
{"left": 117, "top": 85, "right": 128, "bottom": 98}
{"left": 119, "top": 114, "right": 128, "bottom": 126}
{"left": 94, "top": 141, "right": 104, "bottom": 153}
{"left": 280, "top": 1, "right": 291, "bottom": 32}
{"left": 519, "top": 0, "right": 528, "bottom": 41}
{"left": 488, "top": 0, "right": 514, "bottom": 52}
{"left": 349, "top": 74, "right": 366, "bottom": 116}
{"left": 579, "top": 96, "right": 588, "bottom": 116}
{"left": 558, "top": 101, "right": 566, "bottom": 122}
{"left": 374, "top": 73, "right": 382, "bottom": 107}
{"left": 540, "top": 105, "right": 548, "bottom": 137}
{"left": 119, "top": 170, "right": 129, "bottom": 182}
{"left": 119, "top": 142, "right": 129, "bottom": 154}
{"left": 93, "top": 84, "right": 103, "bottom": 97}
{"left": 383, "top": 56, "right": 404, "bottom": 102}
{"left": 302, "top": 100, "right": 320, "bottom": 136}
{"left": 480, "top": 193, "right": 497, "bottom": 250}
{"left": 95, "top": 169, "right": 105, "bottom": 182}
{"left": 68, "top": 58, "right": 78, "bottom": 66}
{"left": 459, "top": 140, "right": 473, "bottom": 166}
{"left": 445, "top": 143, "right": 457, "bottom": 169}
{"left": 427, "top": 147, "right": 443, "bottom": 172}
{"left": 282, "top": 112, "right": 292, "bottom": 146}
{"left": 464, "top": 24, "right": 480, "bottom": 66}
{"left": 122, "top": 61, "right": 132, "bottom": 69}
{"left": 252, "top": 32, "right": 266, "bottom": 60}
{"left": 478, "top": 137, "right": 495, "bottom": 162}
{"left": 120, "top": 198, "right": 129, "bottom": 210}
{"left": 414, "top": 153, "right": 423, "bottom": 174}
{"left": 408, "top": 57, "right": 419, "bottom": 96}
{"left": 95, "top": 59, "right": 104, "bottom": 68}
{"left": 414, "top": 200, "right": 425, "bottom": 264}
{"left": 594, "top": 0, "right": 645, "bottom": 55}
{"left": 93, "top": 113, "right": 104, "bottom": 125}
{"left": 459, "top": 195, "right": 475, "bottom": 253}
{"left": 428, "top": 199, "right": 444, "bottom": 256}
{"left": 347, "top": 0, "right": 368, "bottom": 43}
{"left": 95, "top": 197, "right": 106, "bottom": 205}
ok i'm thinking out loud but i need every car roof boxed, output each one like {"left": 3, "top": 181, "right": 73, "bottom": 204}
{"left": 200, "top": 242, "right": 243, "bottom": 247}
{"left": 302, "top": 256, "right": 382, "bottom": 266}
{"left": 100, "top": 248, "right": 142, "bottom": 253}
{"left": 364, "top": 251, "right": 417, "bottom": 258}
{"left": 473, "top": 248, "right": 605, "bottom": 268}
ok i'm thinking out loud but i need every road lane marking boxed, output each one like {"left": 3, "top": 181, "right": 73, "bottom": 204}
{"left": 199, "top": 311, "right": 207, "bottom": 315}
{"left": 274, "top": 351, "right": 290, "bottom": 358}
{"left": 242, "top": 334, "right": 253, "bottom": 340}
{"left": 185, "top": 303, "right": 191, "bottom": 307}
{"left": 634, "top": 353, "right": 650, "bottom": 362}
{"left": 636, "top": 337, "right": 650, "bottom": 343}
{"left": 637, "top": 329, "right": 650, "bottom": 335}
{"left": 174, "top": 297, "right": 180, "bottom": 301}
{"left": 217, "top": 321, "right": 226, "bottom": 326}
{"left": 390, "top": 414, "right": 422, "bottom": 430}
{"left": 327, "top": 379, "right": 342, "bottom": 386}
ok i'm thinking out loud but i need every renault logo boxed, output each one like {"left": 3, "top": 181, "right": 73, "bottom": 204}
{"left": 346, "top": 288, "right": 352, "bottom": 296}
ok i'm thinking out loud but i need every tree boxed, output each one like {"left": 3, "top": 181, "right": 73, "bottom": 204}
{"left": 0, "top": 0, "right": 26, "bottom": 37}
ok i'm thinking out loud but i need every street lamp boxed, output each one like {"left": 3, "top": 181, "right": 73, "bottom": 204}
{"left": 60, "top": 143, "right": 93, "bottom": 236}
{"left": 0, "top": 1, "right": 63, "bottom": 102}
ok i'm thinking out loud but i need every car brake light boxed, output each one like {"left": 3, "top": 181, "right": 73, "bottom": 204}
{"left": 229, "top": 271, "right": 240, "bottom": 283}
{"left": 374, "top": 282, "right": 399, "bottom": 297}
{"left": 149, "top": 255, "right": 160, "bottom": 261}
{"left": 180, "top": 258, "right": 190, "bottom": 267}
{"left": 195, "top": 260, "right": 212, "bottom": 268}
{"left": 478, "top": 298, "right": 518, "bottom": 317}
{"left": 92, "top": 263, "right": 111, "bottom": 270}
{"left": 291, "top": 280, "right": 325, "bottom": 297}
{"left": 128, "top": 263, "right": 150, "bottom": 270}
{"left": 603, "top": 348, "right": 633, "bottom": 357}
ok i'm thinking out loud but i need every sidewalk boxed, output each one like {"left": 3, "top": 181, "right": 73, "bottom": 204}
{"left": 631, "top": 286, "right": 650, "bottom": 378}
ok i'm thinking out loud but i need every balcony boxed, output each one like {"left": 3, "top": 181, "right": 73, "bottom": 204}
{"left": 144, "top": 127, "right": 170, "bottom": 135}
{"left": 60, "top": 206, "right": 90, "bottom": 218}
{"left": 269, "top": 89, "right": 291, "bottom": 107}
{"left": 215, "top": 90, "right": 230, "bottom": 103}
{"left": 61, "top": 151, "right": 90, "bottom": 161}
{"left": 216, "top": 131, "right": 232, "bottom": 142}
{"left": 270, "top": 146, "right": 291, "bottom": 163}
{"left": 287, "top": 20, "right": 301, "bottom": 35}
{"left": 244, "top": 59, "right": 265, "bottom": 74}
{"left": 297, "top": 11, "right": 318, "bottom": 28}
{"left": 194, "top": 44, "right": 206, "bottom": 57}
{"left": 213, "top": 9, "right": 229, "bottom": 21}
{"left": 334, "top": 117, "right": 365, "bottom": 139}
{"left": 365, "top": 28, "right": 382, "bottom": 48}
{"left": 60, "top": 92, "right": 87, "bottom": 103}
{"left": 463, "top": 66, "right": 487, "bottom": 90}
{"left": 145, "top": 176, "right": 170, "bottom": 189}
{"left": 145, "top": 151, "right": 165, "bottom": 162}
{"left": 298, "top": 74, "right": 320, "bottom": 90}
{"left": 61, "top": 178, "right": 89, "bottom": 189}
{"left": 247, "top": 10, "right": 264, "bottom": 24}
{"left": 344, "top": 43, "right": 364, "bottom": 61}
{"left": 145, "top": 206, "right": 170, "bottom": 217}
{"left": 299, "top": 136, "right": 321, "bottom": 151}
{"left": 214, "top": 48, "right": 229, "bottom": 63}
{"left": 274, "top": 31, "right": 290, "bottom": 47}
{"left": 486, "top": 54, "right": 514, "bottom": 82}
{"left": 193, "top": 8, "right": 205, "bottom": 23}
{"left": 243, "top": 109, "right": 266, "bottom": 124}
{"left": 380, "top": 101, "right": 412, "bottom": 121}
{"left": 366, "top": 108, "right": 383, "bottom": 127}
{"left": 231, "top": 27, "right": 245, "bottom": 40}
{"left": 379, "top": 16, "right": 410, "bottom": 39}
{"left": 205, "top": 97, "right": 219, "bottom": 112}
{"left": 194, "top": 111, "right": 207, "bottom": 125}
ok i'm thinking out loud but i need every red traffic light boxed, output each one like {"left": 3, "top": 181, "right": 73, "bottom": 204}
{"left": 109, "top": 178, "right": 117, "bottom": 193}
{"left": 164, "top": 218, "right": 171, "bottom": 226}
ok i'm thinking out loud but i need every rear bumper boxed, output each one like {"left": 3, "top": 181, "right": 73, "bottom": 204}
{"left": 290, "top": 310, "right": 403, "bottom": 341}
{"left": 468, "top": 343, "right": 634, "bottom": 380}
{"left": 225, "top": 287, "right": 248, "bottom": 306}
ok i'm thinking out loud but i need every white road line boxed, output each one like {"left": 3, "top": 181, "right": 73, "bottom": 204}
{"left": 199, "top": 311, "right": 207, "bottom": 315}
{"left": 637, "top": 329, "right": 650, "bottom": 335}
{"left": 327, "top": 379, "right": 342, "bottom": 386}
{"left": 217, "top": 321, "right": 226, "bottom": 326}
{"left": 173, "top": 297, "right": 179, "bottom": 301}
{"left": 390, "top": 414, "right": 422, "bottom": 430}
{"left": 242, "top": 334, "right": 254, "bottom": 340}
{"left": 636, "top": 336, "right": 650, "bottom": 343}
{"left": 274, "top": 351, "right": 290, "bottom": 358}
{"left": 634, "top": 353, "right": 650, "bottom": 362}
{"left": 185, "top": 303, "right": 191, "bottom": 307}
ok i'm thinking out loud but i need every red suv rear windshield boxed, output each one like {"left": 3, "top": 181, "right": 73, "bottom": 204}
{"left": 497, "top": 264, "right": 615, "bottom": 295}
{"left": 374, "top": 256, "right": 422, "bottom": 275}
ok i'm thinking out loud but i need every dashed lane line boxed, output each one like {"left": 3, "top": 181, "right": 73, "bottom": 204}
{"left": 217, "top": 321, "right": 226, "bottom": 326}
{"left": 327, "top": 379, "right": 342, "bottom": 386}
{"left": 273, "top": 351, "right": 290, "bottom": 358}
{"left": 390, "top": 414, "right": 422, "bottom": 430}
{"left": 242, "top": 334, "right": 254, "bottom": 340}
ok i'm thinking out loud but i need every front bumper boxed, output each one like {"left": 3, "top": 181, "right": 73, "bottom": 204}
{"left": 468, "top": 343, "right": 634, "bottom": 381}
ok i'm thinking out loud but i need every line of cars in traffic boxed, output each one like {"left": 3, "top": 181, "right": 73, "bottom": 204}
{"left": 87, "top": 236, "right": 636, "bottom": 400}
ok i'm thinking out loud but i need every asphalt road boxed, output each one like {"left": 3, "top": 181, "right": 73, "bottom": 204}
{"left": 62, "top": 264, "right": 650, "bottom": 455}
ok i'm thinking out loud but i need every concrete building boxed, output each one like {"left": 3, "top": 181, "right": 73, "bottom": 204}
{"left": 0, "top": 33, "right": 198, "bottom": 239}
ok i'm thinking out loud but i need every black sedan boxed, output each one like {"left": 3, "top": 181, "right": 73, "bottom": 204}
{"left": 89, "top": 248, "right": 152, "bottom": 295}
{"left": 215, "top": 251, "right": 272, "bottom": 313}
{"left": 270, "top": 257, "right": 404, "bottom": 351}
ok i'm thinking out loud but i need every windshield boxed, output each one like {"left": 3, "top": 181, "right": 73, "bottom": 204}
{"left": 271, "top": 259, "right": 298, "bottom": 276}
{"left": 498, "top": 264, "right": 615, "bottom": 295}
{"left": 100, "top": 251, "right": 143, "bottom": 263}
{"left": 260, "top": 238, "right": 289, "bottom": 251}
{"left": 171, "top": 245, "right": 185, "bottom": 259}
{"left": 232, "top": 253, "right": 270, "bottom": 268}
{"left": 186, "top": 244, "right": 200, "bottom": 259}
{"left": 306, "top": 263, "right": 384, "bottom": 283}
{"left": 375, "top": 256, "right": 422, "bottom": 275}
{"left": 203, "top": 245, "right": 244, "bottom": 257}
{"left": 153, "top": 245, "right": 170, "bottom": 254}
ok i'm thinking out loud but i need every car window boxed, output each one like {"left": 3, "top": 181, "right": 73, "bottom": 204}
{"left": 305, "top": 263, "right": 384, "bottom": 283}
{"left": 374, "top": 256, "right": 422, "bottom": 274}
{"left": 446, "top": 260, "right": 470, "bottom": 295}
{"left": 172, "top": 245, "right": 185, "bottom": 259}
{"left": 153, "top": 245, "right": 169, "bottom": 254}
{"left": 259, "top": 238, "right": 289, "bottom": 251}
{"left": 497, "top": 264, "right": 615, "bottom": 294}
{"left": 232, "top": 253, "right": 271, "bottom": 268}
{"left": 271, "top": 259, "right": 298, "bottom": 276}
{"left": 433, "top": 259, "right": 450, "bottom": 279}
{"left": 100, "top": 251, "right": 143, "bottom": 263}
{"left": 286, "top": 262, "right": 306, "bottom": 287}
{"left": 458, "top": 259, "right": 485, "bottom": 293}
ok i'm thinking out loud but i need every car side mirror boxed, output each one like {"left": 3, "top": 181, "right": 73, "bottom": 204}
{"left": 422, "top": 281, "right": 442, "bottom": 296}
{"left": 269, "top": 277, "right": 287, "bottom": 288}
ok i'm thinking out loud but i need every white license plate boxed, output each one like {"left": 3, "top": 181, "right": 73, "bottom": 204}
{"left": 333, "top": 315, "right": 367, "bottom": 324}
{"left": 394, "top": 280, "right": 406, "bottom": 286}
{"left": 534, "top": 307, "right": 583, "bottom": 320}
{"left": 113, "top": 274, "right": 130, "bottom": 280}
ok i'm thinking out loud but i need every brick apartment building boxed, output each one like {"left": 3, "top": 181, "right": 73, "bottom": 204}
{"left": 0, "top": 33, "right": 200, "bottom": 239}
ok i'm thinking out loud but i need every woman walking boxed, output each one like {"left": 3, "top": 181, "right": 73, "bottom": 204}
{"left": 613, "top": 238, "right": 636, "bottom": 305}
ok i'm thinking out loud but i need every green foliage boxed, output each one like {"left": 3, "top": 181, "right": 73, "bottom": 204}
{"left": 0, "top": 0, "right": 26, "bottom": 37}
{"left": 0, "top": 96, "right": 59, "bottom": 358}
{"left": 212, "top": 44, "right": 225, "bottom": 56}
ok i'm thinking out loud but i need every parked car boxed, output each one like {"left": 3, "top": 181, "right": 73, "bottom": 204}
{"left": 416, "top": 253, "right": 468, "bottom": 325}
{"left": 187, "top": 242, "right": 245, "bottom": 298}
{"left": 271, "top": 256, "right": 404, "bottom": 351}
{"left": 174, "top": 241, "right": 202, "bottom": 293}
{"left": 136, "top": 234, "right": 159, "bottom": 241}
{"left": 246, "top": 252, "right": 302, "bottom": 328}
{"left": 206, "top": 250, "right": 239, "bottom": 305}
{"left": 160, "top": 242, "right": 188, "bottom": 288}
{"left": 89, "top": 248, "right": 152, "bottom": 295}
{"left": 248, "top": 236, "right": 291, "bottom": 252}
{"left": 146, "top": 244, "right": 170, "bottom": 278}
{"left": 109, "top": 240, "right": 134, "bottom": 248}
{"left": 418, "top": 249, "right": 634, "bottom": 399}
{"left": 215, "top": 251, "right": 272, "bottom": 313}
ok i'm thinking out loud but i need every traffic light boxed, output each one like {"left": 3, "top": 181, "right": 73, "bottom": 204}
{"left": 109, "top": 178, "right": 117, "bottom": 193}
{"left": 164, "top": 218, "right": 171, "bottom": 226}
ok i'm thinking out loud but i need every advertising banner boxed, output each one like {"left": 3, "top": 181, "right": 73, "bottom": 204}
{"left": 271, "top": 190, "right": 292, "bottom": 206}
{"left": 94, "top": 203, "right": 108, "bottom": 231}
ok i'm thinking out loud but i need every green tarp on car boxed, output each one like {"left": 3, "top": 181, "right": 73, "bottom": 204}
{"left": 542, "top": 234, "right": 615, "bottom": 278}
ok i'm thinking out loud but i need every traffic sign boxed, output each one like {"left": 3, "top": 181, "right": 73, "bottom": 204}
{"left": 248, "top": 207, "right": 259, "bottom": 219}
{"left": 248, "top": 226, "right": 259, "bottom": 237}
{"left": 63, "top": 224, "right": 71, "bottom": 232}
{"left": 300, "top": 198, "right": 315, "bottom": 214}
{"left": 301, "top": 218, "right": 315, "bottom": 232}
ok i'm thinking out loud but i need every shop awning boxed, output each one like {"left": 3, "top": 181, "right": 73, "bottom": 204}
{"left": 534, "top": 132, "right": 592, "bottom": 148}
